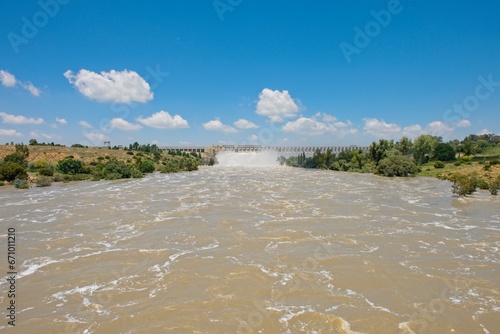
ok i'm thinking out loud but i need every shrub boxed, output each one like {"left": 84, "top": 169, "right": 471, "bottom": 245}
{"left": 476, "top": 178, "right": 489, "bottom": 190}
{"left": 434, "top": 143, "right": 456, "bottom": 161}
{"left": 376, "top": 156, "right": 418, "bottom": 177}
{"left": 105, "top": 156, "right": 110, "bottom": 160}
{"left": 13, "top": 178, "right": 29, "bottom": 189}
{"left": 483, "top": 164, "right": 491, "bottom": 171}
{"left": 97, "top": 157, "right": 105, "bottom": 161}
{"left": 36, "top": 176, "right": 52, "bottom": 187}
{"left": 3, "top": 152, "right": 26, "bottom": 165}
{"left": 131, "top": 169, "right": 143, "bottom": 178}
{"left": 450, "top": 173, "right": 477, "bottom": 197}
{"left": 34, "top": 159, "right": 50, "bottom": 170}
{"left": 71, "top": 144, "right": 85, "bottom": 148}
{"left": 489, "top": 176, "right": 500, "bottom": 195}
{"left": 434, "top": 161, "right": 445, "bottom": 169}
{"left": 57, "top": 158, "right": 84, "bottom": 175}
{"left": 126, "top": 151, "right": 134, "bottom": 155}
{"left": 101, "top": 160, "right": 136, "bottom": 179}
{"left": 454, "top": 161, "right": 462, "bottom": 166}
{"left": 0, "top": 162, "right": 27, "bottom": 181}
{"left": 490, "top": 159, "right": 500, "bottom": 165}
{"left": 139, "top": 159, "right": 155, "bottom": 173}
{"left": 38, "top": 168, "right": 54, "bottom": 176}
{"left": 461, "top": 156, "right": 472, "bottom": 163}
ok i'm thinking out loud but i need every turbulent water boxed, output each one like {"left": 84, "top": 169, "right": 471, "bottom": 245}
{"left": 0, "top": 163, "right": 499, "bottom": 333}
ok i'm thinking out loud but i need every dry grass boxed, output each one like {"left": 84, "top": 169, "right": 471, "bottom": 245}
{"left": 0, "top": 145, "right": 136, "bottom": 164}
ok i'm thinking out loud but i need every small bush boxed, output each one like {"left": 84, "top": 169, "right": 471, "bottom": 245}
{"left": 97, "top": 156, "right": 105, "bottom": 161}
{"left": 489, "top": 176, "right": 500, "bottom": 195}
{"left": 450, "top": 173, "right": 477, "bottom": 197}
{"left": 139, "top": 159, "right": 155, "bottom": 173}
{"left": 376, "top": 156, "right": 418, "bottom": 177}
{"left": 461, "top": 156, "right": 472, "bottom": 163}
{"left": 454, "top": 161, "right": 462, "bottom": 166}
{"left": 38, "top": 168, "right": 54, "bottom": 176}
{"left": 131, "top": 169, "right": 143, "bottom": 178}
{"left": 476, "top": 178, "right": 489, "bottom": 190}
{"left": 57, "top": 158, "right": 84, "bottom": 175}
{"left": 490, "top": 159, "right": 500, "bottom": 165}
{"left": 36, "top": 176, "right": 52, "bottom": 187}
{"left": 126, "top": 151, "right": 134, "bottom": 155}
{"left": 105, "top": 156, "right": 110, "bottom": 160}
{"left": 13, "top": 178, "right": 29, "bottom": 189}
{"left": 0, "top": 162, "right": 27, "bottom": 181}
{"left": 434, "top": 161, "right": 445, "bottom": 169}
{"left": 483, "top": 164, "right": 491, "bottom": 171}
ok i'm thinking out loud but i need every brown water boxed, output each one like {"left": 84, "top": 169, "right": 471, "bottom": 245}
{"left": 0, "top": 165, "right": 499, "bottom": 333}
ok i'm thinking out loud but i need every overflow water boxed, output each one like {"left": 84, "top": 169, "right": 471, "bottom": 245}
{"left": 0, "top": 166, "right": 498, "bottom": 333}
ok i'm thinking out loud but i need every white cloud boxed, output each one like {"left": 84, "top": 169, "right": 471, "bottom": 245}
{"left": 234, "top": 119, "right": 259, "bottom": 129}
{"left": 0, "top": 112, "right": 43, "bottom": 125}
{"left": 137, "top": 111, "right": 189, "bottom": 129}
{"left": 56, "top": 117, "right": 67, "bottom": 125}
{"left": 110, "top": 118, "right": 143, "bottom": 131}
{"left": 363, "top": 118, "right": 454, "bottom": 139}
{"left": 363, "top": 118, "right": 402, "bottom": 138}
{"left": 282, "top": 113, "right": 357, "bottom": 136}
{"left": 79, "top": 120, "right": 93, "bottom": 129}
{"left": 425, "top": 121, "right": 454, "bottom": 137}
{"left": 0, "top": 70, "right": 40, "bottom": 96}
{"left": 477, "top": 129, "right": 491, "bottom": 135}
{"left": 0, "top": 70, "right": 16, "bottom": 87}
{"left": 456, "top": 119, "right": 471, "bottom": 127}
{"left": 19, "top": 82, "right": 40, "bottom": 96}
{"left": 29, "top": 131, "right": 61, "bottom": 140}
{"left": 255, "top": 88, "right": 300, "bottom": 122}
{"left": 64, "top": 69, "right": 153, "bottom": 104}
{"left": 202, "top": 119, "right": 238, "bottom": 133}
{"left": 84, "top": 132, "right": 109, "bottom": 143}
{"left": 0, "top": 129, "right": 22, "bottom": 137}
{"left": 248, "top": 134, "right": 259, "bottom": 142}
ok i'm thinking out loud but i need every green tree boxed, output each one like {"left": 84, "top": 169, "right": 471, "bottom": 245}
{"left": 369, "top": 139, "right": 391, "bottom": 166}
{"left": 351, "top": 150, "right": 365, "bottom": 169}
{"left": 139, "top": 159, "right": 155, "bottom": 173}
{"left": 15, "top": 143, "right": 29, "bottom": 160}
{"left": 376, "top": 155, "right": 418, "bottom": 177}
{"left": 450, "top": 173, "right": 477, "bottom": 197}
{"left": 461, "top": 140, "right": 475, "bottom": 156}
{"left": 57, "top": 158, "right": 84, "bottom": 175}
{"left": 396, "top": 136, "right": 413, "bottom": 156}
{"left": 29, "top": 138, "right": 38, "bottom": 145}
{"left": 3, "top": 152, "right": 26, "bottom": 166}
{"left": 434, "top": 143, "right": 456, "bottom": 161}
{"left": 0, "top": 162, "right": 27, "bottom": 181}
{"left": 413, "top": 135, "right": 438, "bottom": 164}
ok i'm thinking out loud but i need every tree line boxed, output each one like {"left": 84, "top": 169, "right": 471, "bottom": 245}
{"left": 279, "top": 133, "right": 500, "bottom": 196}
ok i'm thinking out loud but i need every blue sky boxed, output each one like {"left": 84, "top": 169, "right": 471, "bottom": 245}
{"left": 1, "top": 0, "right": 499, "bottom": 147}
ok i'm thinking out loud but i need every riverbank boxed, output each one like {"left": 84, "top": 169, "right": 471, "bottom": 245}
{"left": 0, "top": 144, "right": 201, "bottom": 188}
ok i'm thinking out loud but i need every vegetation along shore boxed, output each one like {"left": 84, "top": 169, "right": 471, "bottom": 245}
{"left": 0, "top": 141, "right": 208, "bottom": 190}
{"left": 278, "top": 133, "right": 500, "bottom": 197}
{"left": 1, "top": 133, "right": 499, "bottom": 197}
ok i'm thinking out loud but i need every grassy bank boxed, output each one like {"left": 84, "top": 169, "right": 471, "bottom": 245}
{"left": 0, "top": 144, "right": 202, "bottom": 189}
